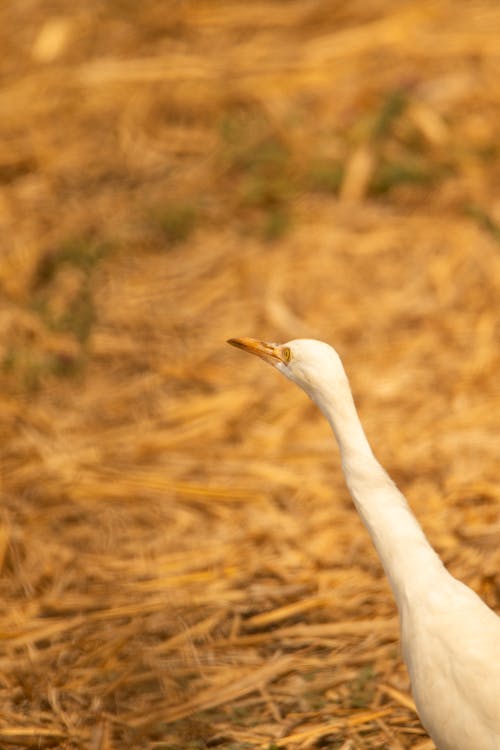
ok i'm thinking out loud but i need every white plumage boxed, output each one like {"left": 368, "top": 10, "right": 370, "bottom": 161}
{"left": 228, "top": 336, "right": 500, "bottom": 750}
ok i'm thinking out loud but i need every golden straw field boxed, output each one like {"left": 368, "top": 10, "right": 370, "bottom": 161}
{"left": 1, "top": 1, "right": 499, "bottom": 747}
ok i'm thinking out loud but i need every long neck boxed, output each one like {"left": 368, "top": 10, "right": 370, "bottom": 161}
{"left": 310, "top": 374, "right": 447, "bottom": 610}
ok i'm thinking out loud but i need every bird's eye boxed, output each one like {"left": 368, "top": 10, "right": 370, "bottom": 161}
{"left": 282, "top": 347, "right": 292, "bottom": 363}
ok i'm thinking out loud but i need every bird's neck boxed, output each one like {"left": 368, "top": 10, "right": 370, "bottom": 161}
{"left": 311, "top": 376, "right": 446, "bottom": 607}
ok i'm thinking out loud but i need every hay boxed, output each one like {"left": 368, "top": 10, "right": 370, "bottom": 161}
{"left": 0, "top": 0, "right": 499, "bottom": 747}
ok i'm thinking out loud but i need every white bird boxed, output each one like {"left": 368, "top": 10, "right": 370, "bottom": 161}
{"left": 228, "top": 337, "right": 500, "bottom": 750}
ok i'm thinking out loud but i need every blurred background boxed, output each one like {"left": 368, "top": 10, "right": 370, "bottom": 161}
{"left": 1, "top": 1, "right": 499, "bottom": 748}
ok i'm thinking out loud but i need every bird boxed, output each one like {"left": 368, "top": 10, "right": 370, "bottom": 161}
{"left": 227, "top": 336, "right": 500, "bottom": 750}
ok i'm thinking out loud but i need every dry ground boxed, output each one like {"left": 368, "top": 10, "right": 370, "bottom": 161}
{"left": 0, "top": 1, "right": 499, "bottom": 748}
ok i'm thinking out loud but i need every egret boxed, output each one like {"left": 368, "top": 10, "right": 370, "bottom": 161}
{"left": 228, "top": 337, "right": 500, "bottom": 750}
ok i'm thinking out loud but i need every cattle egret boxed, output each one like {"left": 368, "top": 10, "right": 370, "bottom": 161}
{"left": 228, "top": 337, "right": 500, "bottom": 750}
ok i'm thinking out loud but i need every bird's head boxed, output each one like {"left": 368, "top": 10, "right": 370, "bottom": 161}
{"left": 227, "top": 337, "right": 346, "bottom": 403}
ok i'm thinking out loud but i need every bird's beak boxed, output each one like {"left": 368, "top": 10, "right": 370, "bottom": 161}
{"left": 227, "top": 337, "right": 284, "bottom": 366}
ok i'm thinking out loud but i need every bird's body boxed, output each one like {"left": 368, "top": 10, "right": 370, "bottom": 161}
{"left": 228, "top": 337, "right": 500, "bottom": 750}
{"left": 404, "top": 581, "right": 500, "bottom": 749}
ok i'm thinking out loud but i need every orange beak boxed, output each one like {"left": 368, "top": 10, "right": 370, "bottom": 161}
{"left": 227, "top": 337, "right": 285, "bottom": 366}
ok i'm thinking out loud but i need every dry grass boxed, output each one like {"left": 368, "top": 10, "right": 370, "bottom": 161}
{"left": 0, "top": 1, "right": 499, "bottom": 747}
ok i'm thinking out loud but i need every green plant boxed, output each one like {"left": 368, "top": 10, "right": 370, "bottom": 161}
{"left": 349, "top": 665, "right": 375, "bottom": 709}
{"left": 154, "top": 203, "right": 197, "bottom": 245}
{"left": 35, "top": 237, "right": 109, "bottom": 287}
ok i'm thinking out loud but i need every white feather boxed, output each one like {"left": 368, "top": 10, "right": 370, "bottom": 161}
{"left": 233, "top": 337, "right": 500, "bottom": 750}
